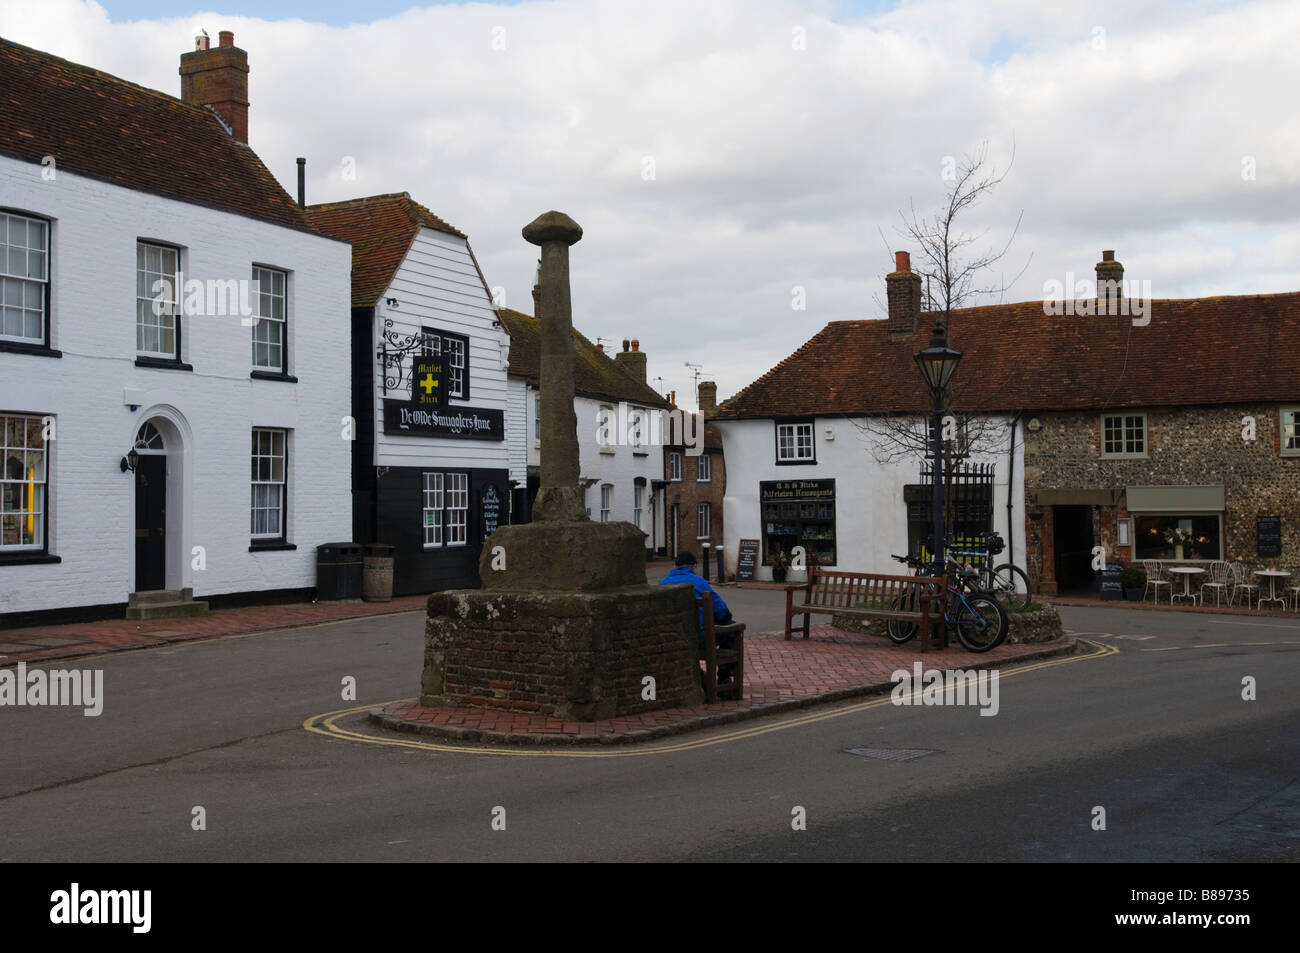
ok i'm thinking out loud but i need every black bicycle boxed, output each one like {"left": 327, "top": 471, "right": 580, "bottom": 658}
{"left": 887, "top": 553, "right": 1008, "bottom": 652}
{"left": 948, "top": 532, "right": 1033, "bottom": 613}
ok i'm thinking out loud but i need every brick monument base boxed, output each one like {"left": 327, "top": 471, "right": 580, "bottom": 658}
{"left": 421, "top": 583, "right": 705, "bottom": 721}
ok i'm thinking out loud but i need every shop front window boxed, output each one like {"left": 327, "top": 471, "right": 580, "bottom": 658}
{"left": 1133, "top": 515, "right": 1221, "bottom": 561}
{"left": 760, "top": 479, "right": 835, "bottom": 566}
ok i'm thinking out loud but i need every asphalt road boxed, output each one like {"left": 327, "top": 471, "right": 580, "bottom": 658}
{"left": 1, "top": 584, "right": 1297, "bottom": 862}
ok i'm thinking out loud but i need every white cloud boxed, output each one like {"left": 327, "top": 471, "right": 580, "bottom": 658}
{"left": 3, "top": 0, "right": 1297, "bottom": 404}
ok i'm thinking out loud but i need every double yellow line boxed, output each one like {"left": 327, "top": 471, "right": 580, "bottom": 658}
{"left": 302, "top": 639, "right": 1116, "bottom": 759}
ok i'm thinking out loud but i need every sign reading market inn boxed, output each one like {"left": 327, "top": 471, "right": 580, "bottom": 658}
{"left": 412, "top": 357, "right": 447, "bottom": 409}
{"left": 382, "top": 399, "right": 505, "bottom": 440}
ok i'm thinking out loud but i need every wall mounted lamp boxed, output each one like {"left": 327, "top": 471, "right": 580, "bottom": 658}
{"left": 119, "top": 449, "right": 139, "bottom": 473}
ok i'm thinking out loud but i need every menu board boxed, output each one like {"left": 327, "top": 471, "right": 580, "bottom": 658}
{"left": 1100, "top": 563, "right": 1123, "bottom": 601}
{"left": 737, "top": 539, "right": 760, "bottom": 580}
{"left": 480, "top": 484, "right": 502, "bottom": 542}
{"left": 1256, "top": 516, "right": 1281, "bottom": 557}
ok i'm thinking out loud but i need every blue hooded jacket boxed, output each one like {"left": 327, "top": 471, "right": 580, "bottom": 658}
{"left": 659, "top": 565, "right": 732, "bottom": 644}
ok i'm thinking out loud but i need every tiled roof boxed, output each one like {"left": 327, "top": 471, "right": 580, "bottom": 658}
{"left": 712, "top": 293, "right": 1300, "bottom": 419}
{"left": 305, "top": 193, "right": 469, "bottom": 309}
{"left": 0, "top": 37, "right": 315, "bottom": 233}
{"left": 497, "top": 308, "right": 671, "bottom": 408}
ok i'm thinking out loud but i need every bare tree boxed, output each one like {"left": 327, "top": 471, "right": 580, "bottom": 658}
{"left": 900, "top": 139, "right": 1028, "bottom": 320}
{"left": 858, "top": 141, "right": 1030, "bottom": 546}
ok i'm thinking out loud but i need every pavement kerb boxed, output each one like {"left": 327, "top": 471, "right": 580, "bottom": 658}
{"left": 0, "top": 603, "right": 428, "bottom": 669}
{"left": 366, "top": 636, "right": 1082, "bottom": 746}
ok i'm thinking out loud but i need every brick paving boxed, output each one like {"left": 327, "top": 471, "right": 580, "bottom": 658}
{"left": 372, "top": 623, "right": 1077, "bottom": 745}
{"left": 0, "top": 596, "right": 429, "bottom": 665}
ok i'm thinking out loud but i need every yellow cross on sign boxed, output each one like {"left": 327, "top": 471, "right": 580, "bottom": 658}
{"left": 421, "top": 373, "right": 438, "bottom": 395}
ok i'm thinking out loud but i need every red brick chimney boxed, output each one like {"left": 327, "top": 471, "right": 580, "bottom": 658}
{"left": 886, "top": 250, "right": 922, "bottom": 335}
{"left": 697, "top": 381, "right": 717, "bottom": 414}
{"left": 180, "top": 30, "right": 249, "bottom": 143}
{"left": 614, "top": 336, "right": 647, "bottom": 382}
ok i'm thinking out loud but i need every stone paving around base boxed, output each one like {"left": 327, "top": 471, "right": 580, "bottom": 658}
{"left": 372, "top": 624, "right": 1078, "bottom": 746}
{"left": 0, "top": 596, "right": 430, "bottom": 664}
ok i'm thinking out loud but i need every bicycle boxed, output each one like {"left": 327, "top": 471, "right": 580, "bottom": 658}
{"left": 886, "top": 553, "right": 1008, "bottom": 652}
{"left": 948, "top": 532, "right": 1033, "bottom": 613}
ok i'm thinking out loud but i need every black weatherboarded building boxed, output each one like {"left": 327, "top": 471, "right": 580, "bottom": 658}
{"left": 307, "top": 193, "right": 510, "bottom": 595}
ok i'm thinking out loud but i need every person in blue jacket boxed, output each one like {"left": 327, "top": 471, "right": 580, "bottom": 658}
{"left": 659, "top": 550, "right": 737, "bottom": 683}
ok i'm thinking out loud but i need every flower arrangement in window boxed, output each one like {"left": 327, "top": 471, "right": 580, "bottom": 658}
{"left": 1163, "top": 527, "right": 1193, "bottom": 547}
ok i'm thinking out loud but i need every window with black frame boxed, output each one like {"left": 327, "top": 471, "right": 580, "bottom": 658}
{"left": 418, "top": 327, "right": 469, "bottom": 399}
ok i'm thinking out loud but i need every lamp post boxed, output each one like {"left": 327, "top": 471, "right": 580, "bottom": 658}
{"left": 914, "top": 317, "right": 962, "bottom": 578}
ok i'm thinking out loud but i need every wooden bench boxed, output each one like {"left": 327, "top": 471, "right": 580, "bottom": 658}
{"left": 784, "top": 567, "right": 947, "bottom": 652}
{"left": 697, "top": 595, "right": 745, "bottom": 702}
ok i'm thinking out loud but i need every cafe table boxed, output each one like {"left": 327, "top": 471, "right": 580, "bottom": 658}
{"left": 1167, "top": 566, "right": 1204, "bottom": 606}
{"left": 1253, "top": 569, "right": 1291, "bottom": 609}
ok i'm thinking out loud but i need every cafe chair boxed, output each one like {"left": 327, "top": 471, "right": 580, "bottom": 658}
{"left": 1200, "top": 560, "right": 1231, "bottom": 608}
{"left": 1141, "top": 560, "right": 1170, "bottom": 604}
{"left": 1229, "top": 562, "right": 1258, "bottom": 607}
{"left": 1288, "top": 571, "right": 1300, "bottom": 612}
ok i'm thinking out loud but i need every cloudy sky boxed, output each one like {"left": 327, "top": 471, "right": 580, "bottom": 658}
{"left": 3, "top": 0, "right": 1296, "bottom": 408}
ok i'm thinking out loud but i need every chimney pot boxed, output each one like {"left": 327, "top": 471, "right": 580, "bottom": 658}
{"left": 895, "top": 250, "right": 910, "bottom": 272}
{"left": 614, "top": 337, "right": 647, "bottom": 382}
{"left": 1102, "top": 249, "right": 1115, "bottom": 262}
{"left": 219, "top": 30, "right": 234, "bottom": 47}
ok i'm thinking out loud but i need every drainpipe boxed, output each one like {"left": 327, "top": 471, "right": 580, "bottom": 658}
{"left": 1007, "top": 414, "right": 1020, "bottom": 570}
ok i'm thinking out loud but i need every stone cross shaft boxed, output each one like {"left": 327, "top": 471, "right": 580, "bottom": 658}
{"left": 523, "top": 210, "right": 587, "bottom": 522}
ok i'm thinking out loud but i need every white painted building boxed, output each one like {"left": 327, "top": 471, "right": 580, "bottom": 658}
{"left": 715, "top": 416, "right": 1024, "bottom": 580}
{"left": 0, "top": 34, "right": 352, "bottom": 622}
{"left": 712, "top": 252, "right": 1027, "bottom": 581}
{"left": 499, "top": 312, "right": 669, "bottom": 553}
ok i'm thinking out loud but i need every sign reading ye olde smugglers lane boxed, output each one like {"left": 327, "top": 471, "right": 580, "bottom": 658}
{"left": 382, "top": 399, "right": 505, "bottom": 440}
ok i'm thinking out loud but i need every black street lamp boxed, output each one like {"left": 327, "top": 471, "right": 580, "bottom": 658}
{"left": 914, "top": 317, "right": 962, "bottom": 578}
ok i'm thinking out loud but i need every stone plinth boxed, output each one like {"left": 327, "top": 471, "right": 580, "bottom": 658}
{"left": 422, "top": 583, "right": 704, "bottom": 721}
{"left": 479, "top": 520, "right": 646, "bottom": 591}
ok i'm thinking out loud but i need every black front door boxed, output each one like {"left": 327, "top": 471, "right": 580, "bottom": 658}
{"left": 135, "top": 455, "right": 166, "bottom": 591}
